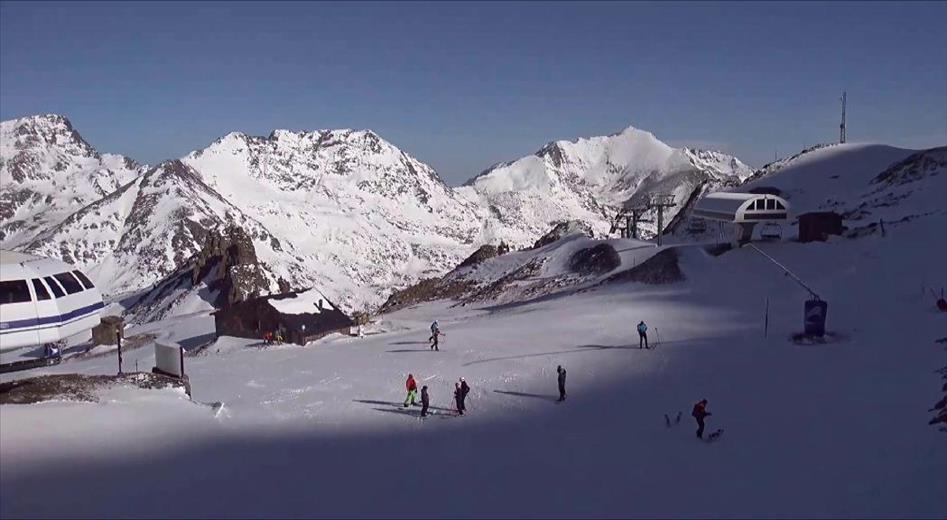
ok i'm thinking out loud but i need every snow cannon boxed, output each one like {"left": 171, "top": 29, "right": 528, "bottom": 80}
{"left": 804, "top": 299, "right": 828, "bottom": 337}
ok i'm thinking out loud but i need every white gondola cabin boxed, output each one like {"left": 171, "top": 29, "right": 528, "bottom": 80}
{"left": 0, "top": 250, "right": 104, "bottom": 355}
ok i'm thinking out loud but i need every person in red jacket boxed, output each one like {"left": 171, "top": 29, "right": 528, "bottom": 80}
{"left": 692, "top": 399, "right": 711, "bottom": 439}
{"left": 403, "top": 374, "right": 418, "bottom": 407}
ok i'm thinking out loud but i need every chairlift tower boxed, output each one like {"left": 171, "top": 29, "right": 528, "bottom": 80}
{"left": 839, "top": 91, "right": 847, "bottom": 144}
{"left": 650, "top": 193, "right": 677, "bottom": 246}
{"left": 615, "top": 193, "right": 675, "bottom": 243}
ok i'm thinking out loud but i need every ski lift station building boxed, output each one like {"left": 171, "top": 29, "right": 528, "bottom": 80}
{"left": 692, "top": 192, "right": 791, "bottom": 242}
{"left": 1, "top": 250, "right": 104, "bottom": 356}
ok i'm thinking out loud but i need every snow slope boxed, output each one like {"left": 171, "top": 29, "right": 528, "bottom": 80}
{"left": 2, "top": 143, "right": 944, "bottom": 516}
{"left": 740, "top": 142, "right": 923, "bottom": 214}
{"left": 2, "top": 213, "right": 944, "bottom": 517}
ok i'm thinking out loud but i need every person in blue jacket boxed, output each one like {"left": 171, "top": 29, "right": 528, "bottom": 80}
{"left": 637, "top": 321, "right": 648, "bottom": 349}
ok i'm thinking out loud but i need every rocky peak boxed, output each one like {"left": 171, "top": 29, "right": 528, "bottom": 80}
{"left": 2, "top": 114, "right": 97, "bottom": 161}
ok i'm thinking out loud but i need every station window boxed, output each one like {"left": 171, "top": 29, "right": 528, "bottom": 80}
{"left": 767, "top": 199, "right": 776, "bottom": 210}
{"left": 31, "top": 278, "right": 52, "bottom": 301}
{"left": 0, "top": 280, "right": 32, "bottom": 304}
{"left": 72, "top": 270, "right": 95, "bottom": 290}
{"left": 43, "top": 276, "right": 66, "bottom": 297}
{"left": 54, "top": 272, "right": 84, "bottom": 294}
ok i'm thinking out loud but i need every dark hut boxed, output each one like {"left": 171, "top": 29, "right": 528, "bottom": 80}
{"left": 213, "top": 288, "right": 353, "bottom": 346}
{"left": 798, "top": 212, "right": 843, "bottom": 243}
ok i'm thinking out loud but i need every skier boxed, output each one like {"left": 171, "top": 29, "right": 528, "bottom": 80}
{"left": 692, "top": 398, "right": 712, "bottom": 439}
{"left": 429, "top": 320, "right": 441, "bottom": 351}
{"left": 557, "top": 365, "right": 567, "bottom": 401}
{"left": 458, "top": 377, "right": 470, "bottom": 414}
{"left": 454, "top": 382, "right": 464, "bottom": 415}
{"left": 420, "top": 385, "right": 430, "bottom": 417}
{"left": 637, "top": 320, "right": 648, "bottom": 349}
{"left": 404, "top": 374, "right": 418, "bottom": 407}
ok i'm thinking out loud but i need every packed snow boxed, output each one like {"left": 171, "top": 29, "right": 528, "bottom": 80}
{"left": 3, "top": 203, "right": 945, "bottom": 517}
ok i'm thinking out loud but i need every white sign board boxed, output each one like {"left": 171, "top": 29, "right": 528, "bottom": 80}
{"left": 154, "top": 343, "right": 183, "bottom": 378}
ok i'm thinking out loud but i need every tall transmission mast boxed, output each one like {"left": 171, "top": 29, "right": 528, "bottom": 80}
{"left": 839, "top": 91, "right": 847, "bottom": 144}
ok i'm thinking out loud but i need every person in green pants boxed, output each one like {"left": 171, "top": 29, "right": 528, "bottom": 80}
{"left": 403, "top": 373, "right": 418, "bottom": 407}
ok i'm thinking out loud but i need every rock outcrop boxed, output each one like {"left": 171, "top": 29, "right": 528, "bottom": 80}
{"left": 568, "top": 244, "right": 621, "bottom": 275}
{"left": 532, "top": 220, "right": 594, "bottom": 249}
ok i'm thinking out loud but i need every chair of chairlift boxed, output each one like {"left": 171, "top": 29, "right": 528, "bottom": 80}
{"left": 760, "top": 223, "right": 783, "bottom": 240}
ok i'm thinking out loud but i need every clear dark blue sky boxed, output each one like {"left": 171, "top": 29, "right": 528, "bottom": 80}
{"left": 2, "top": 1, "right": 945, "bottom": 183}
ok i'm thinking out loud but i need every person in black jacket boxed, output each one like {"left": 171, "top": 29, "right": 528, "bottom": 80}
{"left": 420, "top": 385, "right": 430, "bottom": 417}
{"left": 458, "top": 377, "right": 470, "bottom": 414}
{"left": 454, "top": 382, "right": 464, "bottom": 415}
{"left": 557, "top": 365, "right": 567, "bottom": 401}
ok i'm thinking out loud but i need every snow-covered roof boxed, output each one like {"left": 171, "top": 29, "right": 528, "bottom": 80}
{"left": 692, "top": 192, "right": 790, "bottom": 223}
{"left": 268, "top": 288, "right": 336, "bottom": 315}
{"left": 694, "top": 192, "right": 757, "bottom": 215}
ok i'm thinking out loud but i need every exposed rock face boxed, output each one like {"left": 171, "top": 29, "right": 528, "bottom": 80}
{"left": 190, "top": 225, "right": 269, "bottom": 306}
{"left": 871, "top": 146, "right": 946, "bottom": 187}
{"left": 457, "top": 244, "right": 499, "bottom": 269}
{"left": 122, "top": 224, "right": 275, "bottom": 323}
{"left": 568, "top": 244, "right": 621, "bottom": 275}
{"left": 376, "top": 278, "right": 477, "bottom": 314}
{"left": 533, "top": 220, "right": 594, "bottom": 249}
{"left": 0, "top": 373, "right": 187, "bottom": 405}
{"left": 91, "top": 316, "right": 124, "bottom": 346}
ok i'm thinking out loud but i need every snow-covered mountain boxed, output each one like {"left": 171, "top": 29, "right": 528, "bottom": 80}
{"left": 0, "top": 115, "right": 143, "bottom": 247}
{"left": 457, "top": 126, "right": 753, "bottom": 242}
{"left": 1, "top": 116, "right": 752, "bottom": 313}
{"left": 2, "top": 116, "right": 494, "bottom": 311}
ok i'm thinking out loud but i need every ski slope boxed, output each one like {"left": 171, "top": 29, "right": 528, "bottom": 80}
{"left": 3, "top": 216, "right": 945, "bottom": 518}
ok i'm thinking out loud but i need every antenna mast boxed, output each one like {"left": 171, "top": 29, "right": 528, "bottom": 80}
{"left": 839, "top": 91, "right": 847, "bottom": 144}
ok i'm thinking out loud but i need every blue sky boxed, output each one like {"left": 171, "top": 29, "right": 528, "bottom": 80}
{"left": 2, "top": 1, "right": 945, "bottom": 183}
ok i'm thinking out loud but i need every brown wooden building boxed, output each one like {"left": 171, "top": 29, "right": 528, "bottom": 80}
{"left": 213, "top": 288, "right": 353, "bottom": 346}
{"left": 798, "top": 212, "right": 844, "bottom": 243}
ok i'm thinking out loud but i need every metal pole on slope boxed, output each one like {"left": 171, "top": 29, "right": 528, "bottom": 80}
{"left": 744, "top": 243, "right": 829, "bottom": 337}
{"left": 764, "top": 298, "right": 769, "bottom": 338}
{"left": 116, "top": 325, "right": 123, "bottom": 375}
